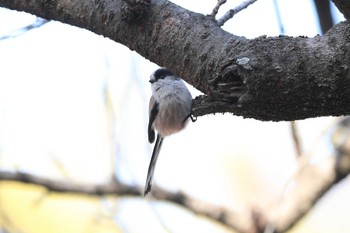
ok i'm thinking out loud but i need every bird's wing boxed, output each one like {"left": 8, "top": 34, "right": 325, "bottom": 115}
{"left": 144, "top": 135, "right": 164, "bottom": 195}
{"left": 148, "top": 96, "right": 159, "bottom": 143}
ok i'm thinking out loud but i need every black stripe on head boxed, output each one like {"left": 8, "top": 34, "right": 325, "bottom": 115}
{"left": 153, "top": 68, "right": 174, "bottom": 81}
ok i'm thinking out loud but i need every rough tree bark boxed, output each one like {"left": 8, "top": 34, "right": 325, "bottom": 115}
{"left": 1, "top": 1, "right": 350, "bottom": 233}
{"left": 1, "top": 0, "right": 349, "bottom": 121}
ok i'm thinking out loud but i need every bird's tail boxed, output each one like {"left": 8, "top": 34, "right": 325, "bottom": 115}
{"left": 144, "top": 135, "right": 164, "bottom": 195}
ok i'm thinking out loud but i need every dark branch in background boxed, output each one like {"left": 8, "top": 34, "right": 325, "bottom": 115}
{"left": 1, "top": 0, "right": 350, "bottom": 121}
{"left": 0, "top": 171, "right": 249, "bottom": 233}
{"left": 313, "top": 0, "right": 334, "bottom": 34}
{"left": 332, "top": 0, "right": 350, "bottom": 20}
{"left": 0, "top": 118, "right": 350, "bottom": 233}
{"left": 0, "top": 171, "right": 140, "bottom": 196}
{"left": 150, "top": 188, "right": 251, "bottom": 233}
{"left": 0, "top": 17, "right": 49, "bottom": 41}
{"left": 217, "top": 0, "right": 258, "bottom": 26}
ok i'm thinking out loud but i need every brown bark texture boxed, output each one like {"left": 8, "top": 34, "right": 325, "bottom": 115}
{"left": 0, "top": 0, "right": 350, "bottom": 121}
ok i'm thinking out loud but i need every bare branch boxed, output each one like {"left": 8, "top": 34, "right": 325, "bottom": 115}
{"left": 0, "top": 117, "right": 350, "bottom": 233}
{"left": 0, "top": 171, "right": 250, "bottom": 233}
{"left": 1, "top": 0, "right": 350, "bottom": 121}
{"left": 261, "top": 117, "right": 350, "bottom": 233}
{"left": 290, "top": 122, "right": 303, "bottom": 158}
{"left": 217, "top": 0, "right": 258, "bottom": 26}
{"left": 0, "top": 171, "right": 141, "bottom": 196}
{"left": 209, "top": 0, "right": 227, "bottom": 19}
{"left": 150, "top": 187, "right": 252, "bottom": 233}
{"left": 268, "top": 156, "right": 337, "bottom": 232}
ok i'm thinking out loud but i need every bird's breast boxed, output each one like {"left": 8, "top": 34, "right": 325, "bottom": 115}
{"left": 154, "top": 97, "right": 191, "bottom": 137}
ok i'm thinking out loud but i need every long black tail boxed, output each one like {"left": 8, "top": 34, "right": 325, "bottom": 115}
{"left": 144, "top": 134, "right": 164, "bottom": 195}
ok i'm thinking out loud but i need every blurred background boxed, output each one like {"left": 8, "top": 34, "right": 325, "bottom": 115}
{"left": 0, "top": 0, "right": 348, "bottom": 232}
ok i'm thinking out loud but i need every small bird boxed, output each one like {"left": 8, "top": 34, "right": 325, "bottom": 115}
{"left": 145, "top": 67, "right": 195, "bottom": 195}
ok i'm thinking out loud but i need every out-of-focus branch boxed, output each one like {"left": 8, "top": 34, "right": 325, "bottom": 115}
{"left": 1, "top": 116, "right": 350, "bottom": 233}
{"left": 0, "top": 171, "right": 251, "bottom": 233}
{"left": 0, "top": 17, "right": 49, "bottom": 41}
{"left": 150, "top": 187, "right": 252, "bottom": 233}
{"left": 290, "top": 121, "right": 302, "bottom": 158}
{"left": 0, "top": 171, "right": 140, "bottom": 196}
{"left": 272, "top": 0, "right": 285, "bottom": 34}
{"left": 313, "top": 0, "right": 334, "bottom": 34}
{"left": 266, "top": 156, "right": 337, "bottom": 232}
{"left": 260, "top": 117, "right": 350, "bottom": 233}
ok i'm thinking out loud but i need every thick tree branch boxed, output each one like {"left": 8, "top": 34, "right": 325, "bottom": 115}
{"left": 333, "top": 0, "right": 350, "bottom": 20}
{"left": 0, "top": 0, "right": 349, "bottom": 122}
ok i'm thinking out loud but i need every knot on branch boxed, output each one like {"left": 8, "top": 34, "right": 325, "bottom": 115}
{"left": 121, "top": 0, "right": 150, "bottom": 22}
{"left": 208, "top": 62, "right": 247, "bottom": 100}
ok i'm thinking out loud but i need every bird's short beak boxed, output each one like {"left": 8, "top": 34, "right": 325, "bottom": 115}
{"left": 149, "top": 79, "right": 155, "bottom": 84}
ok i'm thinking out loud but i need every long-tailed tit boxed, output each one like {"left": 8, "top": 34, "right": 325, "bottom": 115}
{"left": 145, "top": 67, "right": 196, "bottom": 195}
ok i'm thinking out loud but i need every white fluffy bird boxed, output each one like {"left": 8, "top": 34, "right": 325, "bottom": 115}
{"left": 145, "top": 67, "right": 195, "bottom": 195}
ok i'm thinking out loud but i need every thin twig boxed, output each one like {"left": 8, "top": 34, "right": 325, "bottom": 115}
{"left": 0, "top": 171, "right": 140, "bottom": 196}
{"left": 272, "top": 0, "right": 285, "bottom": 34}
{"left": 0, "top": 17, "right": 49, "bottom": 41}
{"left": 290, "top": 121, "right": 303, "bottom": 158}
{"left": 209, "top": 0, "right": 227, "bottom": 18}
{"left": 217, "top": 0, "right": 258, "bottom": 27}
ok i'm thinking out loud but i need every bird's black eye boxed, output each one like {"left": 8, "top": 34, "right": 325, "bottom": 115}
{"left": 153, "top": 68, "right": 174, "bottom": 81}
